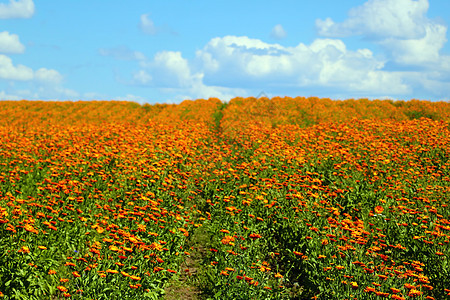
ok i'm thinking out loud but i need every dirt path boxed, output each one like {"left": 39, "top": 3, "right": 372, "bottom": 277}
{"left": 164, "top": 226, "right": 209, "bottom": 300}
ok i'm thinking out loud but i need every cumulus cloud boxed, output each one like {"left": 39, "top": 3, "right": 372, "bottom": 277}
{"left": 0, "top": 0, "right": 34, "bottom": 19}
{"left": 316, "top": 0, "right": 430, "bottom": 39}
{"left": 270, "top": 24, "right": 287, "bottom": 40}
{"left": 127, "top": 48, "right": 248, "bottom": 101}
{"left": 315, "top": 0, "right": 448, "bottom": 67}
{"left": 99, "top": 45, "right": 146, "bottom": 61}
{"left": 0, "top": 54, "right": 64, "bottom": 83}
{"left": 127, "top": 35, "right": 412, "bottom": 101}
{"left": 379, "top": 23, "right": 447, "bottom": 65}
{"left": 192, "top": 35, "right": 410, "bottom": 94}
{"left": 0, "top": 54, "right": 33, "bottom": 80}
{"left": 119, "top": 0, "right": 449, "bottom": 101}
{"left": 35, "top": 68, "right": 64, "bottom": 84}
{"left": 0, "top": 31, "right": 25, "bottom": 53}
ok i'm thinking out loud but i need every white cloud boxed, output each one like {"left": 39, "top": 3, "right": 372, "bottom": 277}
{"left": 0, "top": 0, "right": 34, "bottom": 19}
{"left": 0, "top": 54, "right": 33, "bottom": 80}
{"left": 128, "top": 35, "right": 411, "bottom": 101}
{"left": 118, "top": 0, "right": 449, "bottom": 101}
{"left": 192, "top": 35, "right": 410, "bottom": 94}
{"left": 139, "top": 14, "right": 157, "bottom": 35}
{"left": 315, "top": 0, "right": 448, "bottom": 67}
{"left": 379, "top": 23, "right": 447, "bottom": 65}
{"left": 35, "top": 68, "right": 64, "bottom": 84}
{"left": 316, "top": 0, "right": 429, "bottom": 39}
{"left": 270, "top": 24, "right": 287, "bottom": 40}
{"left": 0, "top": 54, "right": 64, "bottom": 84}
{"left": 0, "top": 31, "right": 25, "bottom": 53}
{"left": 137, "top": 51, "right": 193, "bottom": 88}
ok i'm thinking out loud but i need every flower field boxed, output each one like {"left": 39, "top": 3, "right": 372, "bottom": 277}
{"left": 0, "top": 97, "right": 449, "bottom": 299}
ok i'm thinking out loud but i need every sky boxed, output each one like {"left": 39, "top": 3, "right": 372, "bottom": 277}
{"left": 0, "top": 0, "right": 449, "bottom": 104}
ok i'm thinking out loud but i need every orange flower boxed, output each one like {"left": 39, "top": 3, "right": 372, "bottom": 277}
{"left": 249, "top": 233, "right": 262, "bottom": 240}
{"left": 18, "top": 246, "right": 30, "bottom": 253}
{"left": 57, "top": 286, "right": 68, "bottom": 292}
{"left": 121, "top": 271, "right": 130, "bottom": 277}
{"left": 374, "top": 206, "right": 384, "bottom": 214}
{"left": 72, "top": 271, "right": 81, "bottom": 278}
{"left": 221, "top": 235, "right": 235, "bottom": 245}
{"left": 408, "top": 289, "right": 422, "bottom": 297}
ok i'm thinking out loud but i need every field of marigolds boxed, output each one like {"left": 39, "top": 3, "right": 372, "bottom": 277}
{"left": 0, "top": 97, "right": 449, "bottom": 299}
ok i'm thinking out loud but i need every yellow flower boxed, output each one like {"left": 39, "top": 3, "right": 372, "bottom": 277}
{"left": 18, "top": 246, "right": 30, "bottom": 253}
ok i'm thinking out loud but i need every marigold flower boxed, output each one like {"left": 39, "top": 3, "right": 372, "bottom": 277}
{"left": 38, "top": 246, "right": 47, "bottom": 250}
{"left": 221, "top": 235, "right": 235, "bottom": 245}
{"left": 374, "top": 206, "right": 384, "bottom": 214}
{"left": 57, "top": 286, "right": 68, "bottom": 292}
{"left": 121, "top": 271, "right": 130, "bottom": 277}
{"left": 249, "top": 233, "right": 262, "bottom": 240}
{"left": 109, "top": 245, "right": 119, "bottom": 252}
{"left": 408, "top": 289, "right": 422, "bottom": 297}
{"left": 18, "top": 246, "right": 30, "bottom": 253}
{"left": 72, "top": 271, "right": 81, "bottom": 278}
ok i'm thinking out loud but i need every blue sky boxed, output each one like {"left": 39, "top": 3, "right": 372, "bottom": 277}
{"left": 0, "top": 0, "right": 449, "bottom": 103}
